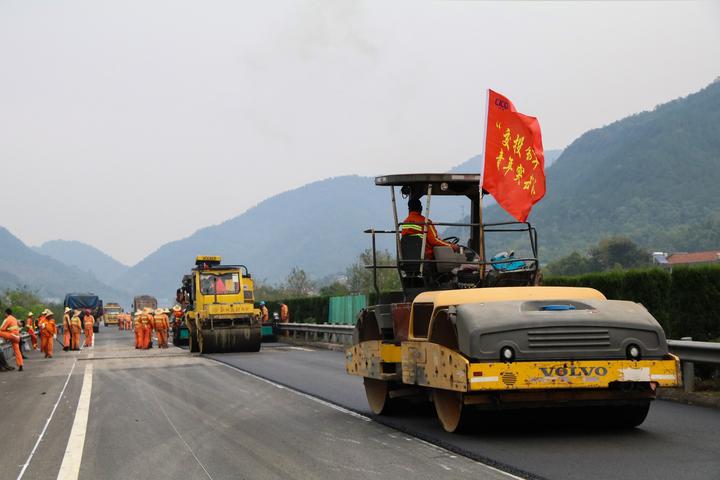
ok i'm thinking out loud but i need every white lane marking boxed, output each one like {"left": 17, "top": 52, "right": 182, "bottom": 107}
{"left": 16, "top": 360, "right": 77, "bottom": 480}
{"left": 212, "top": 358, "right": 527, "bottom": 480}
{"left": 150, "top": 387, "right": 214, "bottom": 480}
{"left": 56, "top": 363, "right": 94, "bottom": 480}
{"left": 287, "top": 346, "right": 313, "bottom": 352}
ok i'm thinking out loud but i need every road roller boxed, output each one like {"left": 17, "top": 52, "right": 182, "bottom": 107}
{"left": 180, "top": 256, "right": 262, "bottom": 353}
{"left": 345, "top": 174, "right": 681, "bottom": 432}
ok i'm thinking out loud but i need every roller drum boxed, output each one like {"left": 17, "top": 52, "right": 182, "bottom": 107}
{"left": 198, "top": 328, "right": 261, "bottom": 353}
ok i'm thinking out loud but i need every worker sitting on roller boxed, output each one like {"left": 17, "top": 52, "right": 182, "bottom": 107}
{"left": 401, "top": 198, "right": 458, "bottom": 260}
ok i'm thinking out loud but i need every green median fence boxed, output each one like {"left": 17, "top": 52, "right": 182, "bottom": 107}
{"left": 328, "top": 294, "right": 367, "bottom": 325}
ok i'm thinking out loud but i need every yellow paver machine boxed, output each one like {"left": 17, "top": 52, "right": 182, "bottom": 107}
{"left": 180, "top": 256, "right": 262, "bottom": 353}
{"left": 345, "top": 174, "right": 680, "bottom": 432}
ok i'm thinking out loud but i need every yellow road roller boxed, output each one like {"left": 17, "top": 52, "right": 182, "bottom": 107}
{"left": 180, "top": 256, "right": 261, "bottom": 353}
{"left": 345, "top": 174, "right": 681, "bottom": 432}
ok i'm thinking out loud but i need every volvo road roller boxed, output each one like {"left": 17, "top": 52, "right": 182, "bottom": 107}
{"left": 180, "top": 256, "right": 262, "bottom": 353}
{"left": 345, "top": 174, "right": 680, "bottom": 432}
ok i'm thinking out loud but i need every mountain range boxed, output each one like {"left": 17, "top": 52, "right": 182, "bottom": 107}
{"left": 1, "top": 80, "right": 718, "bottom": 303}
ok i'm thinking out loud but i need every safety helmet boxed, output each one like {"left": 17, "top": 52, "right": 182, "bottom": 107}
{"left": 259, "top": 301, "right": 265, "bottom": 306}
{"left": 27, "top": 311, "right": 34, "bottom": 317}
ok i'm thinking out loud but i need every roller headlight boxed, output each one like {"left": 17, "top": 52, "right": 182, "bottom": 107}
{"left": 627, "top": 344, "right": 641, "bottom": 360}
{"left": 500, "top": 346, "right": 515, "bottom": 362}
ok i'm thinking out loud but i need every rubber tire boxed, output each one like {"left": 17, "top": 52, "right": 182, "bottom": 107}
{"left": 189, "top": 331, "right": 199, "bottom": 353}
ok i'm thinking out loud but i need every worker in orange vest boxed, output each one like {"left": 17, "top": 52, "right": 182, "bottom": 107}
{"left": 83, "top": 310, "right": 95, "bottom": 347}
{"left": 126, "top": 313, "right": 132, "bottom": 331}
{"left": 280, "top": 303, "right": 289, "bottom": 323}
{"left": 41, "top": 311, "right": 57, "bottom": 358}
{"left": 25, "top": 312, "right": 38, "bottom": 350}
{"left": 140, "top": 309, "right": 153, "bottom": 349}
{"left": 37, "top": 311, "right": 48, "bottom": 355}
{"left": 401, "top": 198, "right": 457, "bottom": 260}
{"left": 133, "top": 312, "right": 142, "bottom": 348}
{"left": 1, "top": 308, "right": 23, "bottom": 371}
{"left": 260, "top": 301, "right": 269, "bottom": 323}
{"left": 62, "top": 307, "right": 72, "bottom": 351}
{"left": 154, "top": 308, "right": 169, "bottom": 348}
{"left": 69, "top": 310, "right": 83, "bottom": 350}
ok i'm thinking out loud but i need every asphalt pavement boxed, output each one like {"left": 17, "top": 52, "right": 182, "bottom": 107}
{"left": 209, "top": 343, "right": 720, "bottom": 480}
{"left": 0, "top": 326, "right": 511, "bottom": 480}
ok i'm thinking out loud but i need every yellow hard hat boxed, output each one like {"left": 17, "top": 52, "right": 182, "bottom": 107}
{"left": 27, "top": 311, "right": 34, "bottom": 317}
{"left": 64, "top": 307, "right": 71, "bottom": 313}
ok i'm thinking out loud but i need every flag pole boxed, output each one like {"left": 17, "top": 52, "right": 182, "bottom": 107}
{"left": 478, "top": 89, "right": 490, "bottom": 279}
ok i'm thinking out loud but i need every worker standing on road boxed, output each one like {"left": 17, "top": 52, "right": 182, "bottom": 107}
{"left": 0, "top": 309, "right": 23, "bottom": 371}
{"left": 133, "top": 312, "right": 142, "bottom": 348}
{"left": 171, "top": 305, "right": 183, "bottom": 333}
{"left": 41, "top": 312, "right": 57, "bottom": 358}
{"left": 62, "top": 307, "right": 72, "bottom": 351}
{"left": 70, "top": 310, "right": 82, "bottom": 350}
{"left": 83, "top": 309, "right": 95, "bottom": 347}
{"left": 154, "top": 308, "right": 169, "bottom": 348}
{"left": 25, "top": 312, "right": 38, "bottom": 350}
{"left": 260, "top": 301, "right": 269, "bottom": 323}
{"left": 144, "top": 308, "right": 154, "bottom": 348}
{"left": 37, "top": 310, "right": 48, "bottom": 355}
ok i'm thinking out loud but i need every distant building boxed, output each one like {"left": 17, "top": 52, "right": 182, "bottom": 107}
{"left": 653, "top": 250, "right": 720, "bottom": 269}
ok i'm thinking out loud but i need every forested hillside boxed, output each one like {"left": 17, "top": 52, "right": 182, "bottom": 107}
{"left": 0, "top": 227, "right": 127, "bottom": 302}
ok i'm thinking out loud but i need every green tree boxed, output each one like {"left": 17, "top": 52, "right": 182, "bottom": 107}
{"left": 318, "top": 281, "right": 350, "bottom": 297}
{"left": 284, "top": 267, "right": 314, "bottom": 298}
{"left": 588, "top": 236, "right": 651, "bottom": 271}
{"left": 545, "top": 251, "right": 591, "bottom": 276}
{"left": 346, "top": 249, "right": 401, "bottom": 294}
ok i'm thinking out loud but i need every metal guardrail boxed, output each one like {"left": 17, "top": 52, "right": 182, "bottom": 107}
{"left": 668, "top": 338, "right": 720, "bottom": 392}
{"left": 279, "top": 324, "right": 720, "bottom": 392}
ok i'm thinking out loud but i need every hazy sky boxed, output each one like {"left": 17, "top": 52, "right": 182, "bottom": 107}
{"left": 1, "top": 1, "right": 718, "bottom": 265}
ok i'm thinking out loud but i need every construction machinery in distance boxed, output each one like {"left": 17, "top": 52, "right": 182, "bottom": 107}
{"left": 178, "top": 256, "right": 262, "bottom": 353}
{"left": 103, "top": 303, "right": 123, "bottom": 327}
{"left": 132, "top": 295, "right": 158, "bottom": 315}
{"left": 345, "top": 173, "right": 681, "bottom": 432}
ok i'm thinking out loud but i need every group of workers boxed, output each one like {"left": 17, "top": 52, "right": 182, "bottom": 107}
{"left": 258, "top": 301, "right": 290, "bottom": 323}
{"left": 117, "top": 313, "right": 133, "bottom": 331}
{"left": 132, "top": 307, "right": 170, "bottom": 349}
{"left": 0, "top": 306, "right": 96, "bottom": 372}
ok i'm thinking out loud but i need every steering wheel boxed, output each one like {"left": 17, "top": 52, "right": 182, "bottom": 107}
{"left": 442, "top": 236, "right": 460, "bottom": 245}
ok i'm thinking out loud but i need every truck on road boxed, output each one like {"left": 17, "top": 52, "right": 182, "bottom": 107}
{"left": 64, "top": 293, "right": 103, "bottom": 333}
{"left": 103, "top": 303, "right": 123, "bottom": 327}
{"left": 132, "top": 295, "right": 157, "bottom": 315}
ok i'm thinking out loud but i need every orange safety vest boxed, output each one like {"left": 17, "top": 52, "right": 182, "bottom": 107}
{"left": 83, "top": 315, "right": 95, "bottom": 329}
{"left": 70, "top": 316, "right": 82, "bottom": 330}
{"left": 154, "top": 314, "right": 168, "bottom": 329}
{"left": 42, "top": 319, "right": 57, "bottom": 337}
{"left": 400, "top": 211, "right": 450, "bottom": 260}
{"left": 0, "top": 315, "right": 20, "bottom": 333}
{"left": 280, "top": 304, "right": 289, "bottom": 322}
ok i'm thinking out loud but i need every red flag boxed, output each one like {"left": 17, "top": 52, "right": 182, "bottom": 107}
{"left": 482, "top": 89, "right": 545, "bottom": 222}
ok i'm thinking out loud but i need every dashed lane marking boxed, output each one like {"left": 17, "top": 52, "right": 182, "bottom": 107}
{"left": 16, "top": 360, "right": 77, "bottom": 480}
{"left": 56, "top": 363, "right": 94, "bottom": 480}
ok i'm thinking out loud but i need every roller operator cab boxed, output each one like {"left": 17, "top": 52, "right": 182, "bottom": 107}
{"left": 181, "top": 256, "right": 262, "bottom": 353}
{"left": 345, "top": 174, "right": 680, "bottom": 433}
